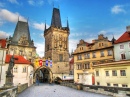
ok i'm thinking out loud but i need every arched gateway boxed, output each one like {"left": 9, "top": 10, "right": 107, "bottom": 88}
{"left": 34, "top": 65, "right": 53, "bottom": 83}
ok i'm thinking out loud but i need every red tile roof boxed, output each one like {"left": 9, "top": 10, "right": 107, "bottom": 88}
{"left": 114, "top": 31, "right": 130, "bottom": 44}
{"left": 5, "top": 55, "right": 31, "bottom": 64}
{"left": 0, "top": 39, "right": 6, "bottom": 48}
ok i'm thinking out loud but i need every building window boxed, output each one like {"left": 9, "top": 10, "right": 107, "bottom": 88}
{"left": 13, "top": 66, "right": 18, "bottom": 73}
{"left": 105, "top": 71, "right": 109, "bottom": 76}
{"left": 84, "top": 53, "right": 90, "bottom": 59}
{"left": 77, "top": 74, "right": 79, "bottom": 79}
{"left": 77, "top": 55, "right": 82, "bottom": 60}
{"left": 96, "top": 71, "right": 99, "bottom": 76}
{"left": 112, "top": 70, "right": 117, "bottom": 76}
{"left": 23, "top": 66, "right": 26, "bottom": 73}
{"left": 122, "top": 84, "right": 128, "bottom": 87}
{"left": 77, "top": 64, "right": 82, "bottom": 70}
{"left": 102, "top": 43, "right": 104, "bottom": 46}
{"left": 59, "top": 54, "right": 63, "bottom": 62}
{"left": 97, "top": 82, "right": 100, "bottom": 85}
{"left": 92, "top": 52, "right": 96, "bottom": 58}
{"left": 107, "top": 83, "right": 111, "bottom": 86}
{"left": 99, "top": 43, "right": 101, "bottom": 47}
{"left": 100, "top": 51, "right": 104, "bottom": 57}
{"left": 29, "top": 52, "right": 32, "bottom": 56}
{"left": 19, "top": 50, "right": 23, "bottom": 55}
{"left": 120, "top": 44, "right": 124, "bottom": 49}
{"left": 84, "top": 63, "right": 90, "bottom": 69}
{"left": 108, "top": 50, "right": 112, "bottom": 56}
{"left": 121, "top": 53, "right": 126, "bottom": 60}
{"left": 113, "top": 84, "right": 118, "bottom": 87}
{"left": 47, "top": 44, "right": 49, "bottom": 50}
{"left": 120, "top": 70, "right": 126, "bottom": 76}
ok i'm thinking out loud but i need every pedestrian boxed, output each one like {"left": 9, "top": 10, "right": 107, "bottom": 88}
{"left": 36, "top": 74, "right": 39, "bottom": 85}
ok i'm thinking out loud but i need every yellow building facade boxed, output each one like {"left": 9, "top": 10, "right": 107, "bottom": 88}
{"left": 73, "top": 34, "right": 114, "bottom": 85}
{"left": 93, "top": 60, "right": 130, "bottom": 87}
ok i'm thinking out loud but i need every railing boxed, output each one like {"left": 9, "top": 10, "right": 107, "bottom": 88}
{"left": 0, "top": 86, "right": 17, "bottom": 97}
{"left": 17, "top": 83, "right": 28, "bottom": 93}
{"left": 60, "top": 82, "right": 130, "bottom": 97}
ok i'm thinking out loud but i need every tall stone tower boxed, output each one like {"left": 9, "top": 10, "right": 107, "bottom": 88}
{"left": 8, "top": 20, "right": 36, "bottom": 62}
{"left": 44, "top": 8, "right": 70, "bottom": 78}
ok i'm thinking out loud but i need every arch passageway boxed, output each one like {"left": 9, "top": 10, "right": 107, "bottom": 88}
{"left": 34, "top": 66, "right": 53, "bottom": 83}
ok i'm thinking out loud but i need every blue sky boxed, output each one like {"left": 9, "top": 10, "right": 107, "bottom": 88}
{"left": 0, "top": 0, "right": 130, "bottom": 57}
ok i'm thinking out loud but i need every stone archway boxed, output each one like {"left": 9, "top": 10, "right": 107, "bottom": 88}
{"left": 34, "top": 66, "right": 53, "bottom": 83}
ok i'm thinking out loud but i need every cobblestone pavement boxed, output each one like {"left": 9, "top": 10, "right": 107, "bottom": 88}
{"left": 18, "top": 83, "right": 112, "bottom": 97}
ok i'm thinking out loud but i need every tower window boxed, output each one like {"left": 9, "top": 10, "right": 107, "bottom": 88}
{"left": 47, "top": 45, "right": 49, "bottom": 50}
{"left": 59, "top": 54, "right": 63, "bottom": 62}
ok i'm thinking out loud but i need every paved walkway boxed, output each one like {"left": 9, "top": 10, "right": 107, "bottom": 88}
{"left": 18, "top": 83, "right": 112, "bottom": 97}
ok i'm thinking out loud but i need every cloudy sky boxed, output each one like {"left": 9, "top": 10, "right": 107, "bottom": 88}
{"left": 0, "top": 0, "right": 130, "bottom": 57}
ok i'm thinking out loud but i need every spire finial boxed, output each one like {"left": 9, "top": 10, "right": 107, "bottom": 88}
{"left": 18, "top": 16, "right": 19, "bottom": 21}
{"left": 58, "top": 4, "right": 60, "bottom": 9}
{"left": 27, "top": 17, "right": 29, "bottom": 23}
{"left": 67, "top": 17, "right": 69, "bottom": 30}
{"left": 44, "top": 20, "right": 46, "bottom": 31}
{"left": 53, "top": 2, "right": 54, "bottom": 8}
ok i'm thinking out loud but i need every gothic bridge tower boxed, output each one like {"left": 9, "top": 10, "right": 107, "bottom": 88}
{"left": 8, "top": 20, "right": 36, "bottom": 62}
{"left": 44, "top": 7, "right": 70, "bottom": 79}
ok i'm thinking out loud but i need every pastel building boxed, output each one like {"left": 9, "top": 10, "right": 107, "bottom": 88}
{"left": 0, "top": 39, "right": 7, "bottom": 87}
{"left": 5, "top": 55, "right": 33, "bottom": 86}
{"left": 94, "top": 26, "right": 130, "bottom": 87}
{"left": 73, "top": 34, "right": 114, "bottom": 85}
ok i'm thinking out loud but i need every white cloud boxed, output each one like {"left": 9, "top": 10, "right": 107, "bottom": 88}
{"left": 33, "top": 22, "right": 49, "bottom": 31}
{"left": 0, "top": 31, "right": 10, "bottom": 39}
{"left": 69, "top": 38, "right": 79, "bottom": 53}
{"left": 28, "top": 0, "right": 44, "bottom": 6}
{"left": 98, "top": 30, "right": 107, "bottom": 35}
{"left": 0, "top": 9, "right": 26, "bottom": 23}
{"left": 111, "top": 5, "right": 125, "bottom": 14}
{"left": 35, "top": 42, "right": 45, "bottom": 57}
{"left": 8, "top": 0, "right": 19, "bottom": 4}
{"left": 48, "top": 0, "right": 59, "bottom": 5}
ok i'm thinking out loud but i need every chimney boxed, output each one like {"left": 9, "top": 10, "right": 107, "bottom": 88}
{"left": 126, "top": 25, "right": 130, "bottom": 32}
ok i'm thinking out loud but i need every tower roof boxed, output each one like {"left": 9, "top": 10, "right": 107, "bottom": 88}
{"left": 51, "top": 8, "right": 62, "bottom": 27}
{"left": 11, "top": 21, "right": 33, "bottom": 46}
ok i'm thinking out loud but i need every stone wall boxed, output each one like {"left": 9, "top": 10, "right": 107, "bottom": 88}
{"left": 17, "top": 83, "right": 28, "bottom": 93}
{"left": 0, "top": 83, "right": 28, "bottom": 97}
{"left": 0, "top": 86, "right": 17, "bottom": 97}
{"left": 60, "top": 82, "right": 130, "bottom": 97}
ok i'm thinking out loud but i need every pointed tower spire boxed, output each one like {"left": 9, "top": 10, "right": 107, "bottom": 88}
{"left": 111, "top": 35, "right": 116, "bottom": 44}
{"left": 67, "top": 17, "right": 69, "bottom": 30}
{"left": 51, "top": 8, "right": 62, "bottom": 28}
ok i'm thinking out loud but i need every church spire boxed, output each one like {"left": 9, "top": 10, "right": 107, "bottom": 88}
{"left": 51, "top": 7, "right": 62, "bottom": 28}
{"left": 111, "top": 35, "right": 116, "bottom": 44}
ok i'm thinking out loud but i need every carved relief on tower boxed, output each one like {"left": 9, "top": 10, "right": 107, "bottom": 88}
{"left": 18, "top": 35, "right": 29, "bottom": 46}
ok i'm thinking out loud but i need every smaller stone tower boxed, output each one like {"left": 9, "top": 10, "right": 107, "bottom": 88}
{"left": 8, "top": 20, "right": 36, "bottom": 62}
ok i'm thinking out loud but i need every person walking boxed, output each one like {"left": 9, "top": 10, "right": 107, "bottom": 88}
{"left": 36, "top": 74, "right": 39, "bottom": 85}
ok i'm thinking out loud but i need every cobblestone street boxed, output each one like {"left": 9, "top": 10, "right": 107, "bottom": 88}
{"left": 18, "top": 83, "right": 112, "bottom": 97}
